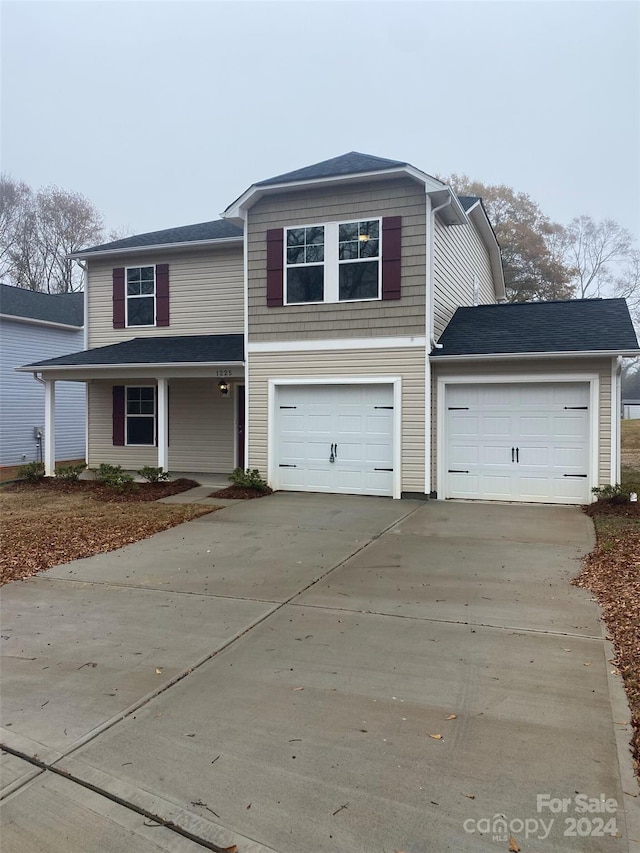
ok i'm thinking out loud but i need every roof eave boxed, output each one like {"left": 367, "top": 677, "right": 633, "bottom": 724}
{"left": 17, "top": 360, "right": 246, "bottom": 373}
{"left": 430, "top": 350, "right": 640, "bottom": 361}
{"left": 223, "top": 165, "right": 445, "bottom": 219}
{"left": 1, "top": 313, "right": 83, "bottom": 330}
{"left": 68, "top": 235, "right": 244, "bottom": 261}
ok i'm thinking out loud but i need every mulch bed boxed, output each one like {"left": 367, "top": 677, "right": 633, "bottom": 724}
{"left": 3, "top": 477, "right": 200, "bottom": 502}
{"left": 573, "top": 502, "right": 640, "bottom": 782}
{"left": 209, "top": 485, "right": 273, "bottom": 500}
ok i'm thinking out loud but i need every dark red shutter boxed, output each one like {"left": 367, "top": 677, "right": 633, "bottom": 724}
{"left": 266, "top": 229, "right": 284, "bottom": 307}
{"left": 112, "top": 386, "right": 125, "bottom": 446}
{"left": 113, "top": 268, "right": 125, "bottom": 328}
{"left": 156, "top": 264, "right": 170, "bottom": 326}
{"left": 382, "top": 217, "right": 402, "bottom": 300}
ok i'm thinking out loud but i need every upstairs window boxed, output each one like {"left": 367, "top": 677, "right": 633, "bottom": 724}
{"left": 283, "top": 219, "right": 382, "bottom": 305}
{"left": 126, "top": 266, "right": 155, "bottom": 326}
{"left": 126, "top": 386, "right": 155, "bottom": 445}
{"left": 286, "top": 226, "right": 325, "bottom": 303}
{"left": 338, "top": 220, "right": 380, "bottom": 301}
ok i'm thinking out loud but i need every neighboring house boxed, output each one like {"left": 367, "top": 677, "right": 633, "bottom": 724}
{"left": 1, "top": 284, "right": 85, "bottom": 480}
{"left": 18, "top": 152, "right": 639, "bottom": 503}
{"left": 622, "top": 369, "right": 640, "bottom": 419}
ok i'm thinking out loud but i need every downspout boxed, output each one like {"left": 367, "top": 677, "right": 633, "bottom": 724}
{"left": 77, "top": 259, "right": 89, "bottom": 465}
{"left": 611, "top": 356, "right": 623, "bottom": 484}
{"left": 424, "top": 193, "right": 452, "bottom": 497}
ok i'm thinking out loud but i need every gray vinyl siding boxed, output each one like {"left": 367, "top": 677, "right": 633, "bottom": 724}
{"left": 248, "top": 347, "right": 425, "bottom": 492}
{"left": 87, "top": 247, "right": 243, "bottom": 349}
{"left": 87, "top": 379, "right": 237, "bottom": 473}
{"left": 247, "top": 179, "right": 426, "bottom": 341}
{"left": 430, "top": 357, "right": 613, "bottom": 494}
{"left": 0, "top": 318, "right": 85, "bottom": 467}
{"left": 433, "top": 217, "right": 495, "bottom": 340}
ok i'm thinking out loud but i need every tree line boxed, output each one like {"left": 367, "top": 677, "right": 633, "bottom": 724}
{"left": 0, "top": 173, "right": 637, "bottom": 312}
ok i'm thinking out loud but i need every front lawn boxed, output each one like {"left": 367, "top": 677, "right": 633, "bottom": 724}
{"left": 0, "top": 479, "right": 216, "bottom": 585}
{"left": 573, "top": 434, "right": 640, "bottom": 781}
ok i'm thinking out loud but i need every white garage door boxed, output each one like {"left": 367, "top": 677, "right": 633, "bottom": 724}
{"left": 276, "top": 384, "right": 394, "bottom": 496}
{"left": 445, "top": 382, "right": 591, "bottom": 504}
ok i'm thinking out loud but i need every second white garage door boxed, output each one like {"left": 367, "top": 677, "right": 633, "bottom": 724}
{"left": 275, "top": 384, "right": 394, "bottom": 496}
{"left": 444, "top": 382, "right": 591, "bottom": 504}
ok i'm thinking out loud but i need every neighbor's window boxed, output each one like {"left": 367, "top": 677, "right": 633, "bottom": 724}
{"left": 126, "top": 386, "right": 155, "bottom": 445}
{"left": 126, "top": 266, "right": 155, "bottom": 326}
{"left": 338, "top": 220, "right": 380, "bottom": 301}
{"left": 285, "top": 226, "right": 325, "bottom": 303}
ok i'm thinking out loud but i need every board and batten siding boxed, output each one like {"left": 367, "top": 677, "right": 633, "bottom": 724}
{"left": 87, "top": 379, "right": 236, "bottom": 472}
{"left": 247, "top": 179, "right": 427, "bottom": 342}
{"left": 0, "top": 319, "right": 85, "bottom": 467}
{"left": 248, "top": 347, "right": 425, "bottom": 492}
{"left": 430, "top": 357, "right": 613, "bottom": 494}
{"left": 87, "top": 247, "right": 244, "bottom": 349}
{"left": 433, "top": 217, "right": 495, "bottom": 340}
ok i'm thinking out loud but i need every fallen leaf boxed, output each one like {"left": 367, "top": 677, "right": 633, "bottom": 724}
{"left": 184, "top": 733, "right": 196, "bottom": 737}
{"left": 293, "top": 686, "right": 304, "bottom": 691}
{"left": 223, "top": 846, "right": 238, "bottom": 853}
{"left": 155, "top": 668, "right": 163, "bottom": 674}
{"left": 461, "top": 792, "right": 475, "bottom": 799}
{"left": 508, "top": 836, "right": 520, "bottom": 852}
{"left": 445, "top": 714, "right": 457, "bottom": 720}
{"left": 429, "top": 734, "right": 443, "bottom": 740}
{"left": 583, "top": 662, "right": 591, "bottom": 667}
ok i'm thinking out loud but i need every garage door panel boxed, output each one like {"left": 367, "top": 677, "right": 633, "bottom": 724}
{"left": 276, "top": 384, "right": 394, "bottom": 497}
{"left": 445, "top": 382, "right": 590, "bottom": 504}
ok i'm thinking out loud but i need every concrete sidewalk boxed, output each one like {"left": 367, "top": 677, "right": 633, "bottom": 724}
{"left": 1, "top": 495, "right": 637, "bottom": 852}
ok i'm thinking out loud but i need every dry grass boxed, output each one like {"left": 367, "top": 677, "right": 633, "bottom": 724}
{"left": 0, "top": 484, "right": 215, "bottom": 585}
{"left": 621, "top": 420, "right": 640, "bottom": 473}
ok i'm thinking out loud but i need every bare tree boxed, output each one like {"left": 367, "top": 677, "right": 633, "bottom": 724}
{"left": 0, "top": 178, "right": 104, "bottom": 292}
{"left": 563, "top": 215, "right": 633, "bottom": 299}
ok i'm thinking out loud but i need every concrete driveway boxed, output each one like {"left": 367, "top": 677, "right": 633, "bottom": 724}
{"left": 1, "top": 494, "right": 637, "bottom": 852}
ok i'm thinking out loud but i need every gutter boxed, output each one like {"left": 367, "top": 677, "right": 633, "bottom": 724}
{"left": 16, "top": 360, "right": 246, "bottom": 373}
{"left": 0, "top": 314, "right": 83, "bottom": 331}
{"left": 430, "top": 350, "right": 640, "bottom": 362}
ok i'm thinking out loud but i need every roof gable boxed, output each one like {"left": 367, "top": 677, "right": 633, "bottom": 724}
{"left": 432, "top": 298, "right": 639, "bottom": 357}
{"left": 0, "top": 284, "right": 83, "bottom": 327}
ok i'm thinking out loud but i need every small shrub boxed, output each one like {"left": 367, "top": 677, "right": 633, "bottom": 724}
{"left": 228, "top": 467, "right": 268, "bottom": 491}
{"left": 137, "top": 466, "right": 171, "bottom": 483}
{"left": 18, "top": 461, "right": 45, "bottom": 481}
{"left": 94, "top": 463, "right": 136, "bottom": 490}
{"left": 55, "top": 463, "right": 87, "bottom": 482}
{"left": 591, "top": 483, "right": 637, "bottom": 504}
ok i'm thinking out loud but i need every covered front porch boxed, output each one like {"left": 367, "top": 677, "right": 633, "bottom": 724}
{"left": 17, "top": 334, "right": 245, "bottom": 478}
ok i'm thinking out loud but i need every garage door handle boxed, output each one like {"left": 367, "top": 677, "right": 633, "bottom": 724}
{"left": 516, "top": 447, "right": 519, "bottom": 463}
{"left": 564, "top": 474, "right": 587, "bottom": 478}
{"left": 329, "top": 443, "right": 335, "bottom": 463}
{"left": 511, "top": 447, "right": 515, "bottom": 462}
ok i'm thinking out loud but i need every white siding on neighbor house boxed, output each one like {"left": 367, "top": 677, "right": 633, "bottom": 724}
{"left": 248, "top": 347, "right": 425, "bottom": 492}
{"left": 87, "top": 247, "right": 244, "bottom": 349}
{"left": 430, "top": 357, "right": 613, "bottom": 494}
{"left": 433, "top": 217, "right": 495, "bottom": 340}
{"left": 0, "top": 318, "right": 85, "bottom": 467}
{"left": 87, "top": 379, "right": 236, "bottom": 473}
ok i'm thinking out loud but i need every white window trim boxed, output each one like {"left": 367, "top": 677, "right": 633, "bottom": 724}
{"left": 125, "top": 384, "right": 156, "bottom": 446}
{"left": 284, "top": 218, "right": 382, "bottom": 306}
{"left": 125, "top": 265, "right": 156, "bottom": 328}
{"left": 267, "top": 375, "right": 402, "bottom": 499}
{"left": 435, "top": 372, "right": 599, "bottom": 503}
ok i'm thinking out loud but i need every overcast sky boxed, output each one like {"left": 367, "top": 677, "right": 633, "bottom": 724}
{"left": 2, "top": 1, "right": 638, "bottom": 245}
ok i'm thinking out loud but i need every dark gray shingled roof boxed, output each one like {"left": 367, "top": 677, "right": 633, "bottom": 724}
{"left": 0, "top": 283, "right": 83, "bottom": 326}
{"left": 24, "top": 334, "right": 244, "bottom": 369}
{"left": 256, "top": 152, "right": 410, "bottom": 187}
{"left": 431, "top": 298, "right": 639, "bottom": 357}
{"left": 457, "top": 195, "right": 482, "bottom": 211}
{"left": 76, "top": 220, "right": 243, "bottom": 256}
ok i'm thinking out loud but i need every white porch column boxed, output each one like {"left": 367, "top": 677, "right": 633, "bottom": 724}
{"left": 157, "top": 378, "right": 169, "bottom": 472}
{"left": 44, "top": 379, "right": 56, "bottom": 477}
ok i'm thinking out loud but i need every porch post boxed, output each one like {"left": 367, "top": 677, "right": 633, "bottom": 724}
{"left": 44, "top": 379, "right": 56, "bottom": 477}
{"left": 157, "top": 378, "right": 168, "bottom": 471}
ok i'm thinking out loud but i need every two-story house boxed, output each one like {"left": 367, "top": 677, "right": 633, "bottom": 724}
{"left": 19, "top": 152, "right": 639, "bottom": 503}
